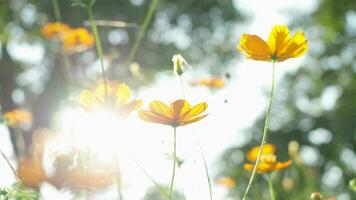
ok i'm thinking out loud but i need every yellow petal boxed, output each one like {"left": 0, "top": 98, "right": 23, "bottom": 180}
{"left": 94, "top": 84, "right": 107, "bottom": 101}
{"left": 277, "top": 31, "right": 308, "bottom": 62}
{"left": 80, "top": 90, "right": 101, "bottom": 108}
{"left": 238, "top": 34, "right": 272, "bottom": 61}
{"left": 149, "top": 100, "right": 172, "bottom": 118}
{"left": 170, "top": 99, "right": 191, "bottom": 119}
{"left": 182, "top": 102, "right": 208, "bottom": 120}
{"left": 115, "top": 84, "right": 132, "bottom": 106}
{"left": 138, "top": 110, "right": 171, "bottom": 125}
{"left": 274, "top": 160, "right": 292, "bottom": 171}
{"left": 267, "top": 25, "right": 291, "bottom": 56}
{"left": 180, "top": 114, "right": 208, "bottom": 126}
{"left": 117, "top": 99, "right": 142, "bottom": 118}
{"left": 244, "top": 162, "right": 275, "bottom": 173}
{"left": 246, "top": 144, "right": 276, "bottom": 162}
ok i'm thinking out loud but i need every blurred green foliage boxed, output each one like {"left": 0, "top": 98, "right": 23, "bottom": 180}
{"left": 0, "top": 184, "right": 39, "bottom": 200}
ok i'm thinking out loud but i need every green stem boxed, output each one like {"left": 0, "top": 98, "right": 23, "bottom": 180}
{"left": 0, "top": 150, "right": 20, "bottom": 182}
{"left": 195, "top": 135, "right": 213, "bottom": 200}
{"left": 177, "top": 72, "right": 213, "bottom": 200}
{"left": 242, "top": 61, "right": 276, "bottom": 200}
{"left": 130, "top": 154, "right": 169, "bottom": 197}
{"left": 87, "top": 5, "right": 108, "bottom": 94}
{"left": 51, "top": 0, "right": 61, "bottom": 21}
{"left": 267, "top": 174, "right": 276, "bottom": 200}
{"left": 50, "top": 0, "right": 73, "bottom": 85}
{"left": 126, "top": 0, "right": 159, "bottom": 65}
{"left": 169, "top": 127, "right": 177, "bottom": 200}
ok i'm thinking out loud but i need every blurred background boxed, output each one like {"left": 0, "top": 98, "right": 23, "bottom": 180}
{"left": 0, "top": 0, "right": 356, "bottom": 199}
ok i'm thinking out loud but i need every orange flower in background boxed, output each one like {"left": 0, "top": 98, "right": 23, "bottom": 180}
{"left": 61, "top": 27, "right": 94, "bottom": 53}
{"left": 238, "top": 25, "right": 307, "bottom": 62}
{"left": 138, "top": 99, "right": 208, "bottom": 127}
{"left": 189, "top": 77, "right": 225, "bottom": 89}
{"left": 80, "top": 82, "right": 142, "bottom": 117}
{"left": 67, "top": 169, "right": 117, "bottom": 189}
{"left": 244, "top": 143, "right": 292, "bottom": 173}
{"left": 3, "top": 109, "right": 32, "bottom": 128}
{"left": 216, "top": 177, "right": 236, "bottom": 189}
{"left": 41, "top": 22, "right": 71, "bottom": 39}
{"left": 17, "top": 156, "right": 47, "bottom": 188}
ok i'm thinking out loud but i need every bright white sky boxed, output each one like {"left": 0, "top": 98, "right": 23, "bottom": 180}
{"left": 0, "top": 0, "right": 319, "bottom": 199}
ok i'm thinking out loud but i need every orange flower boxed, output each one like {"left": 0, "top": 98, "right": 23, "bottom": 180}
{"left": 61, "top": 28, "right": 94, "bottom": 53}
{"left": 80, "top": 82, "right": 142, "bottom": 117}
{"left": 138, "top": 99, "right": 208, "bottom": 127}
{"left": 3, "top": 109, "right": 32, "bottom": 128}
{"left": 244, "top": 144, "right": 292, "bottom": 173}
{"left": 189, "top": 77, "right": 225, "bottom": 89}
{"left": 17, "top": 156, "right": 47, "bottom": 188}
{"left": 216, "top": 177, "right": 236, "bottom": 189}
{"left": 66, "top": 169, "right": 117, "bottom": 189}
{"left": 41, "top": 22, "right": 71, "bottom": 39}
{"left": 238, "top": 25, "right": 307, "bottom": 62}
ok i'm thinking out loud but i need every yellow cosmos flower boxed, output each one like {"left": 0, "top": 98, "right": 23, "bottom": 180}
{"left": 216, "top": 177, "right": 236, "bottom": 189}
{"left": 138, "top": 99, "right": 208, "bottom": 127}
{"left": 238, "top": 25, "right": 307, "bottom": 62}
{"left": 244, "top": 143, "right": 292, "bottom": 173}
{"left": 41, "top": 22, "right": 71, "bottom": 40}
{"left": 61, "top": 27, "right": 95, "bottom": 53}
{"left": 17, "top": 156, "right": 47, "bottom": 188}
{"left": 3, "top": 109, "right": 32, "bottom": 128}
{"left": 189, "top": 77, "right": 225, "bottom": 89}
{"left": 80, "top": 82, "right": 142, "bottom": 117}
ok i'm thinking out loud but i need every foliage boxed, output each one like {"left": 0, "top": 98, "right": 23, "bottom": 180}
{"left": 0, "top": 184, "right": 39, "bottom": 200}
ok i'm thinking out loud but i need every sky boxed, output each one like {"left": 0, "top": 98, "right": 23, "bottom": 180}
{"left": 0, "top": 0, "right": 319, "bottom": 199}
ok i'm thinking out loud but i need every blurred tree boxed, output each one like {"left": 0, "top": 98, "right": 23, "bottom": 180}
{"left": 218, "top": 0, "right": 356, "bottom": 199}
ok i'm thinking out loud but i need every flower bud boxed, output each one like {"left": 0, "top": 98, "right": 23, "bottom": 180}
{"left": 172, "top": 54, "right": 187, "bottom": 76}
{"left": 310, "top": 192, "right": 323, "bottom": 200}
{"left": 349, "top": 178, "right": 356, "bottom": 191}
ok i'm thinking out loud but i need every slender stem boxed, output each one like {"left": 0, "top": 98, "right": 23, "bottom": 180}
{"left": 113, "top": 153, "right": 124, "bottom": 200}
{"left": 169, "top": 127, "right": 177, "bottom": 200}
{"left": 177, "top": 72, "right": 213, "bottom": 200}
{"left": 87, "top": 5, "right": 108, "bottom": 94}
{"left": 50, "top": 0, "right": 73, "bottom": 85}
{"left": 267, "top": 174, "right": 276, "bottom": 200}
{"left": 126, "top": 0, "right": 159, "bottom": 65}
{"left": 242, "top": 61, "right": 276, "bottom": 200}
{"left": 194, "top": 134, "right": 213, "bottom": 200}
{"left": 129, "top": 154, "right": 169, "bottom": 197}
{"left": 0, "top": 150, "right": 20, "bottom": 182}
{"left": 14, "top": 129, "right": 25, "bottom": 157}
{"left": 179, "top": 76, "right": 186, "bottom": 98}
{"left": 51, "top": 0, "right": 61, "bottom": 21}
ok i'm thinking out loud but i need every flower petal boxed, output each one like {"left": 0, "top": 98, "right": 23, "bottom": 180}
{"left": 277, "top": 31, "right": 308, "bottom": 62}
{"left": 244, "top": 162, "right": 275, "bottom": 173}
{"left": 117, "top": 99, "right": 142, "bottom": 117}
{"left": 267, "top": 25, "right": 291, "bottom": 55}
{"left": 238, "top": 34, "right": 272, "bottom": 61}
{"left": 170, "top": 99, "right": 191, "bottom": 119}
{"left": 80, "top": 90, "right": 101, "bottom": 108}
{"left": 138, "top": 110, "right": 171, "bottom": 125}
{"left": 274, "top": 160, "right": 292, "bottom": 171}
{"left": 179, "top": 114, "right": 208, "bottom": 126}
{"left": 182, "top": 102, "right": 208, "bottom": 120}
{"left": 246, "top": 144, "right": 276, "bottom": 162}
{"left": 149, "top": 100, "right": 172, "bottom": 118}
{"left": 115, "top": 84, "right": 132, "bottom": 106}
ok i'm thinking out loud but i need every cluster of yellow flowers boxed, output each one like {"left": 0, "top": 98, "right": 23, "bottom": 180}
{"left": 41, "top": 22, "right": 94, "bottom": 53}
